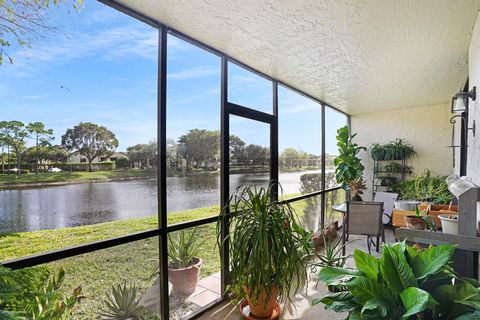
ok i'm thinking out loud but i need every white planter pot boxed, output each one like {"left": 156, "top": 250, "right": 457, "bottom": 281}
{"left": 438, "top": 214, "right": 458, "bottom": 235}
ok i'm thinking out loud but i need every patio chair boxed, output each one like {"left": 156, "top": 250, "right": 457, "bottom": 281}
{"left": 373, "top": 191, "right": 398, "bottom": 225}
{"left": 342, "top": 201, "right": 385, "bottom": 255}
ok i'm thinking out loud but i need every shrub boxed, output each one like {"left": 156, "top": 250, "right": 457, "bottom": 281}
{"left": 316, "top": 242, "right": 480, "bottom": 319}
{"left": 115, "top": 158, "right": 131, "bottom": 170}
{"left": 0, "top": 266, "right": 82, "bottom": 319}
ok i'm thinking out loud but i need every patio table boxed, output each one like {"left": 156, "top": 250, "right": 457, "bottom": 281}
{"left": 331, "top": 202, "right": 347, "bottom": 213}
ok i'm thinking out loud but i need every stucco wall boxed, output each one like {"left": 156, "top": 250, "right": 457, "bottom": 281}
{"left": 467, "top": 13, "right": 480, "bottom": 185}
{"left": 350, "top": 103, "right": 453, "bottom": 200}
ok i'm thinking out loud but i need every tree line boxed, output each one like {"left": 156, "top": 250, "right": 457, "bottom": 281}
{"left": 0, "top": 121, "right": 329, "bottom": 175}
{"left": 0, "top": 121, "right": 117, "bottom": 174}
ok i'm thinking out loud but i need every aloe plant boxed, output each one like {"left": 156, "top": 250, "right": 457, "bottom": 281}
{"left": 100, "top": 282, "right": 142, "bottom": 320}
{"left": 316, "top": 242, "right": 480, "bottom": 319}
{"left": 314, "top": 235, "right": 351, "bottom": 269}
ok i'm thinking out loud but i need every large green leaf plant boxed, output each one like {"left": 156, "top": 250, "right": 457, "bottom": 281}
{"left": 334, "top": 126, "right": 367, "bottom": 191}
{"left": 316, "top": 242, "right": 480, "bottom": 319}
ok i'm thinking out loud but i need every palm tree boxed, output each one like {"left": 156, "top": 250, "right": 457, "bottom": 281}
{"left": 27, "top": 122, "right": 54, "bottom": 174}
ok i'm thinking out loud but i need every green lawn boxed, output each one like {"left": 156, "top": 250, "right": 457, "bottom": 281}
{"left": 0, "top": 190, "right": 344, "bottom": 319}
{"left": 0, "top": 170, "right": 156, "bottom": 186}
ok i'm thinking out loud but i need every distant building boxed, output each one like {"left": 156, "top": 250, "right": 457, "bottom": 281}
{"left": 67, "top": 151, "right": 129, "bottom": 163}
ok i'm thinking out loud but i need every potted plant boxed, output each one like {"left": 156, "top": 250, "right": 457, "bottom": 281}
{"left": 404, "top": 205, "right": 435, "bottom": 230}
{"left": 395, "top": 169, "right": 453, "bottom": 204}
{"left": 313, "top": 235, "right": 351, "bottom": 292}
{"left": 370, "top": 143, "right": 385, "bottom": 160}
{"left": 316, "top": 242, "right": 480, "bottom": 319}
{"left": 334, "top": 126, "right": 367, "bottom": 200}
{"left": 386, "top": 138, "right": 416, "bottom": 160}
{"left": 218, "top": 183, "right": 313, "bottom": 319}
{"left": 167, "top": 228, "right": 205, "bottom": 296}
{"left": 438, "top": 214, "right": 458, "bottom": 235}
{"left": 347, "top": 177, "right": 366, "bottom": 201}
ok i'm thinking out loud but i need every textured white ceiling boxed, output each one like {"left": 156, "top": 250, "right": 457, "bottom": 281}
{"left": 117, "top": 0, "right": 480, "bottom": 115}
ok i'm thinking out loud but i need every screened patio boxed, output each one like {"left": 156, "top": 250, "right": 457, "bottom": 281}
{"left": 2, "top": 0, "right": 480, "bottom": 320}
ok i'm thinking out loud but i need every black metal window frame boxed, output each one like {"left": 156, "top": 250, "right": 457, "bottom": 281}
{"left": 1, "top": 1, "right": 350, "bottom": 319}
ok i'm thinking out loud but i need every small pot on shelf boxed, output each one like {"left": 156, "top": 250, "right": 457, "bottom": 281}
{"left": 404, "top": 216, "right": 426, "bottom": 230}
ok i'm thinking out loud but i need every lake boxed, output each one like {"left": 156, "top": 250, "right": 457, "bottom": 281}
{"left": 0, "top": 170, "right": 324, "bottom": 233}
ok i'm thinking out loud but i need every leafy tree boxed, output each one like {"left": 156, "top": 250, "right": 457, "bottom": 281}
{"left": 0, "top": 0, "right": 83, "bottom": 65}
{"left": 26, "top": 122, "right": 54, "bottom": 174}
{"left": 166, "top": 138, "right": 180, "bottom": 170}
{"left": 280, "top": 148, "right": 301, "bottom": 168}
{"left": 177, "top": 129, "right": 219, "bottom": 169}
{"left": 45, "top": 145, "right": 68, "bottom": 163}
{"left": 2, "top": 121, "right": 28, "bottom": 174}
{"left": 22, "top": 145, "right": 67, "bottom": 166}
{"left": 61, "top": 122, "right": 118, "bottom": 172}
{"left": 229, "top": 134, "right": 246, "bottom": 164}
{"left": 244, "top": 144, "right": 269, "bottom": 166}
{"left": 127, "top": 142, "right": 156, "bottom": 169}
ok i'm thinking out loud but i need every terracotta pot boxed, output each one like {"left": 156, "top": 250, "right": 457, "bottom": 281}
{"left": 404, "top": 216, "right": 426, "bottom": 230}
{"left": 312, "top": 222, "right": 338, "bottom": 250}
{"left": 168, "top": 257, "right": 203, "bottom": 296}
{"left": 244, "top": 286, "right": 278, "bottom": 319}
{"left": 239, "top": 298, "right": 281, "bottom": 320}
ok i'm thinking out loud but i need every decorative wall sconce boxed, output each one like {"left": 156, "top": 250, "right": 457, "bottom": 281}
{"left": 450, "top": 86, "right": 476, "bottom": 138}
{"left": 449, "top": 86, "right": 476, "bottom": 170}
{"left": 451, "top": 86, "right": 476, "bottom": 114}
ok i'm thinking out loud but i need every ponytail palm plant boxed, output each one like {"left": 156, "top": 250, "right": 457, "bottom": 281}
{"left": 218, "top": 182, "right": 313, "bottom": 316}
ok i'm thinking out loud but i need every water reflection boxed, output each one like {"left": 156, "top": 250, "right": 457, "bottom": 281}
{"left": 0, "top": 170, "right": 323, "bottom": 233}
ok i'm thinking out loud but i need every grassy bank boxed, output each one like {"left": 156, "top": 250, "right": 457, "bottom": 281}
{"left": 0, "top": 170, "right": 157, "bottom": 186}
{"left": 0, "top": 193, "right": 344, "bottom": 319}
{"left": 0, "top": 206, "right": 220, "bottom": 319}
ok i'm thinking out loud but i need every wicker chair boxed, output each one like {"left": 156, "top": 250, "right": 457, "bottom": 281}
{"left": 342, "top": 201, "right": 385, "bottom": 255}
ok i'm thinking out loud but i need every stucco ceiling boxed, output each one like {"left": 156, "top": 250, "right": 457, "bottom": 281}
{"left": 116, "top": 0, "right": 480, "bottom": 115}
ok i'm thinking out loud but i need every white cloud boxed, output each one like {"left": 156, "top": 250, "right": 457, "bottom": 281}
{"left": 5, "top": 25, "right": 158, "bottom": 77}
{"left": 168, "top": 66, "right": 218, "bottom": 80}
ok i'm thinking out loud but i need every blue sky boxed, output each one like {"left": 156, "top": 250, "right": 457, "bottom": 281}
{"left": 0, "top": 0, "right": 346, "bottom": 155}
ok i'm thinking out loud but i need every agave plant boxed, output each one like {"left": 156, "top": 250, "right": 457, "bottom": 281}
{"left": 99, "top": 282, "right": 141, "bottom": 320}
{"left": 314, "top": 235, "right": 351, "bottom": 268}
{"left": 316, "top": 242, "right": 480, "bottom": 319}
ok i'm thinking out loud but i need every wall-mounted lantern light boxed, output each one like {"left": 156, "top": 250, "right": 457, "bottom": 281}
{"left": 449, "top": 85, "right": 476, "bottom": 170}
{"left": 451, "top": 86, "right": 476, "bottom": 114}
